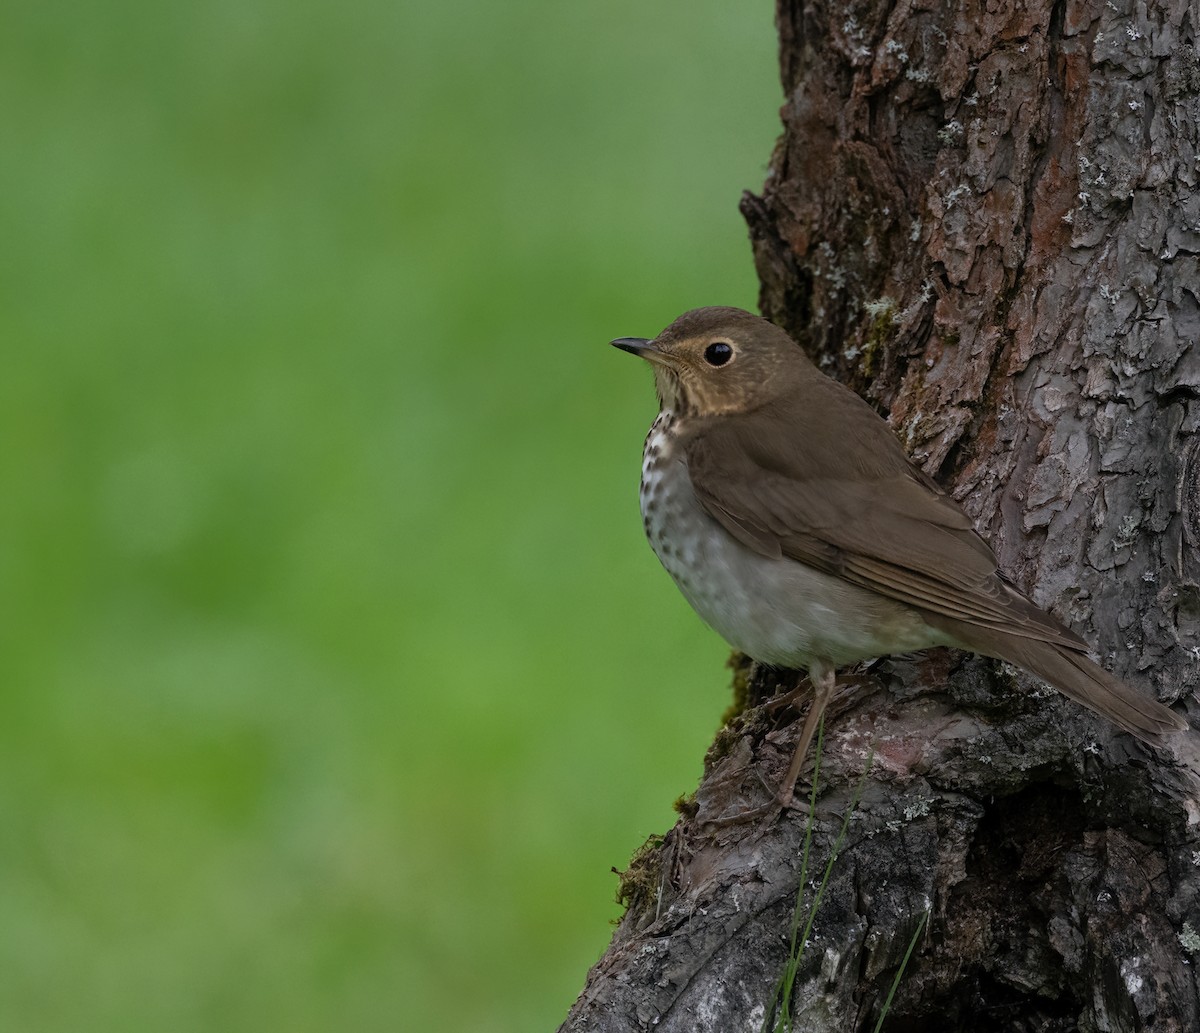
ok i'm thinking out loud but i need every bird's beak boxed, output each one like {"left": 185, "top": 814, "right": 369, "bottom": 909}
{"left": 611, "top": 337, "right": 670, "bottom": 365}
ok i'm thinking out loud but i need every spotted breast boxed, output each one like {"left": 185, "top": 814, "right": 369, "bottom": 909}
{"left": 638, "top": 409, "right": 948, "bottom": 669}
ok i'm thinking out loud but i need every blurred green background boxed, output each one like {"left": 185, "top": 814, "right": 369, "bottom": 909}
{"left": 0, "top": 3, "right": 779, "bottom": 1030}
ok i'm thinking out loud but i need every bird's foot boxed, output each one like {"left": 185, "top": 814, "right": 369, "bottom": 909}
{"left": 698, "top": 767, "right": 822, "bottom": 829}
{"left": 701, "top": 798, "right": 784, "bottom": 829}
{"left": 699, "top": 786, "right": 833, "bottom": 831}
{"left": 762, "top": 681, "right": 810, "bottom": 713}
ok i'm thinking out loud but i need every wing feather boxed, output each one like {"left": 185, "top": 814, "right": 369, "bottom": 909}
{"left": 683, "top": 393, "right": 1087, "bottom": 653}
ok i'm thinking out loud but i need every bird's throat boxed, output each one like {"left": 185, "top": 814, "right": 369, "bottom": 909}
{"left": 652, "top": 366, "right": 685, "bottom": 414}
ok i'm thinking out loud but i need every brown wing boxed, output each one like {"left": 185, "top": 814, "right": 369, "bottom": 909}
{"left": 682, "top": 386, "right": 1088, "bottom": 652}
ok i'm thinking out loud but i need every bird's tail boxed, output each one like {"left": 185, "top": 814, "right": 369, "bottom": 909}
{"left": 965, "top": 631, "right": 1187, "bottom": 746}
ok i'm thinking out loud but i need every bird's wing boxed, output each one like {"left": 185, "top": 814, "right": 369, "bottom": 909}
{"left": 682, "top": 390, "right": 1088, "bottom": 652}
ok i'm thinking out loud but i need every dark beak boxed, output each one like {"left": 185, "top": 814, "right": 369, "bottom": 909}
{"left": 612, "top": 337, "right": 675, "bottom": 369}
{"left": 610, "top": 337, "right": 654, "bottom": 357}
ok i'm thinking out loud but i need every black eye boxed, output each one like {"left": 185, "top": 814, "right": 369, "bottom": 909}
{"left": 704, "top": 341, "right": 733, "bottom": 367}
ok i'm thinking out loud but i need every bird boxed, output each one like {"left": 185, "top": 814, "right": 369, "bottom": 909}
{"left": 611, "top": 305, "right": 1187, "bottom": 807}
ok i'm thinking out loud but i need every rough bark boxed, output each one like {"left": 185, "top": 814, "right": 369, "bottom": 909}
{"left": 562, "top": 1, "right": 1200, "bottom": 1030}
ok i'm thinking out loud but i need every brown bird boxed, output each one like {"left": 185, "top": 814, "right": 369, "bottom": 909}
{"left": 612, "top": 306, "right": 1187, "bottom": 806}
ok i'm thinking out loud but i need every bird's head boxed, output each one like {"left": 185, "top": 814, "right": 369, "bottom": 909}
{"left": 611, "top": 306, "right": 811, "bottom": 416}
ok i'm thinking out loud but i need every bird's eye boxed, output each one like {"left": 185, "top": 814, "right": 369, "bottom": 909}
{"left": 704, "top": 342, "right": 733, "bottom": 367}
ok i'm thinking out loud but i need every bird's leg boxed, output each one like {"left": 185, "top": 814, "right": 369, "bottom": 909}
{"left": 777, "top": 660, "right": 836, "bottom": 809}
{"left": 700, "top": 663, "right": 837, "bottom": 829}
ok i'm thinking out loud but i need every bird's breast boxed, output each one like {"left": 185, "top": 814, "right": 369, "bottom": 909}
{"left": 638, "top": 412, "right": 944, "bottom": 668}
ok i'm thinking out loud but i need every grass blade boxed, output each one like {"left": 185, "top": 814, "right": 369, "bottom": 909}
{"left": 871, "top": 908, "right": 929, "bottom": 1033}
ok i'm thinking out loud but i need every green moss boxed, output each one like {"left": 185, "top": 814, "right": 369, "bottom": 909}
{"left": 859, "top": 297, "right": 897, "bottom": 377}
{"left": 697, "top": 651, "right": 757, "bottom": 769}
{"left": 614, "top": 833, "right": 666, "bottom": 917}
{"left": 671, "top": 795, "right": 699, "bottom": 826}
{"left": 722, "top": 651, "right": 755, "bottom": 725}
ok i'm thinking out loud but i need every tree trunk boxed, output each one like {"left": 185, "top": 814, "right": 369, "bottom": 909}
{"left": 562, "top": 1, "right": 1200, "bottom": 1029}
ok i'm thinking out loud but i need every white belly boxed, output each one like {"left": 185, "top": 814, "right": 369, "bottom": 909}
{"left": 639, "top": 413, "right": 947, "bottom": 669}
